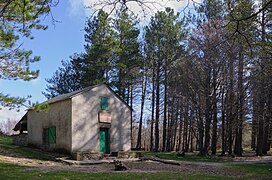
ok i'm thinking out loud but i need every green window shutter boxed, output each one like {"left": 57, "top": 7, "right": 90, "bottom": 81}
{"left": 101, "top": 97, "right": 108, "bottom": 110}
{"left": 48, "top": 127, "right": 56, "bottom": 144}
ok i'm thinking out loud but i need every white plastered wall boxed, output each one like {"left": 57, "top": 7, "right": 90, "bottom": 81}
{"left": 27, "top": 99, "right": 72, "bottom": 152}
{"left": 71, "top": 84, "right": 131, "bottom": 153}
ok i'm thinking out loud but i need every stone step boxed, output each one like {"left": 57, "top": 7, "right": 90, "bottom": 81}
{"left": 103, "top": 156, "right": 117, "bottom": 160}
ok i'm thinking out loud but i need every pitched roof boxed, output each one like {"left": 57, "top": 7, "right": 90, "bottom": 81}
{"left": 43, "top": 84, "right": 98, "bottom": 104}
{"left": 13, "top": 112, "right": 27, "bottom": 131}
{"left": 14, "top": 83, "right": 132, "bottom": 132}
{"left": 42, "top": 83, "right": 132, "bottom": 110}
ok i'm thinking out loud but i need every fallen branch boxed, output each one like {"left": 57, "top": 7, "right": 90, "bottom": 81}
{"left": 140, "top": 156, "right": 180, "bottom": 166}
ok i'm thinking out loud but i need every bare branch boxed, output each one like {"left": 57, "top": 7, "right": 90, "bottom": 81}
{"left": 234, "top": 0, "right": 272, "bottom": 22}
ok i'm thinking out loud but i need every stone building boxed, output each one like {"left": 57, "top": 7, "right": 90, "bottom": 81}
{"left": 14, "top": 83, "right": 132, "bottom": 156}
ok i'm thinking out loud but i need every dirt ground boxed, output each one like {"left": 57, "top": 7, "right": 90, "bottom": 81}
{"left": 2, "top": 147, "right": 272, "bottom": 178}
{"left": 0, "top": 148, "right": 245, "bottom": 178}
{"left": 33, "top": 161, "right": 245, "bottom": 177}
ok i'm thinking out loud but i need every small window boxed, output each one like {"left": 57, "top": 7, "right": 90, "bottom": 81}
{"left": 48, "top": 127, "right": 56, "bottom": 144}
{"left": 101, "top": 97, "right": 108, "bottom": 110}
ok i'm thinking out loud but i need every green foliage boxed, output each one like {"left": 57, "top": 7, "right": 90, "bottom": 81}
{"left": 226, "top": 0, "right": 257, "bottom": 42}
{"left": 44, "top": 10, "right": 117, "bottom": 99}
{"left": 44, "top": 9, "right": 141, "bottom": 100}
{"left": 113, "top": 9, "right": 141, "bottom": 99}
{"left": 41, "top": 2, "right": 272, "bottom": 156}
{"left": 0, "top": 94, "right": 31, "bottom": 111}
{"left": 0, "top": 0, "right": 57, "bottom": 108}
{"left": 32, "top": 102, "right": 49, "bottom": 112}
{"left": 145, "top": 7, "right": 187, "bottom": 85}
{"left": 0, "top": 0, "right": 50, "bottom": 80}
{"left": 83, "top": 10, "right": 116, "bottom": 86}
{"left": 0, "top": 93, "right": 49, "bottom": 111}
{"left": 197, "top": 0, "right": 224, "bottom": 20}
{"left": 43, "top": 56, "right": 84, "bottom": 99}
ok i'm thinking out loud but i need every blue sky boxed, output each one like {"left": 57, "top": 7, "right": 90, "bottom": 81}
{"left": 0, "top": 0, "right": 86, "bottom": 120}
{"left": 0, "top": 0, "right": 198, "bottom": 121}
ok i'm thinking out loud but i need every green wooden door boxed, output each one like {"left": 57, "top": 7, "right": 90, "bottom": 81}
{"left": 100, "top": 128, "right": 109, "bottom": 153}
{"left": 48, "top": 127, "right": 56, "bottom": 144}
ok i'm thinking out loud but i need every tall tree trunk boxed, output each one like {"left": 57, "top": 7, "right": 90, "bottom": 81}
{"left": 136, "top": 76, "right": 147, "bottom": 149}
{"left": 118, "top": 32, "right": 124, "bottom": 99}
{"left": 162, "top": 78, "right": 168, "bottom": 152}
{"left": 234, "top": 48, "right": 244, "bottom": 156}
{"left": 188, "top": 114, "right": 193, "bottom": 152}
{"left": 129, "top": 84, "right": 133, "bottom": 147}
{"left": 150, "top": 68, "right": 155, "bottom": 151}
{"left": 127, "top": 83, "right": 130, "bottom": 106}
{"left": 187, "top": 122, "right": 191, "bottom": 152}
{"left": 211, "top": 96, "right": 218, "bottom": 155}
{"left": 172, "top": 97, "right": 179, "bottom": 151}
{"left": 190, "top": 125, "right": 194, "bottom": 152}
{"left": 256, "top": 98, "right": 265, "bottom": 155}
{"left": 265, "top": 90, "right": 272, "bottom": 152}
{"left": 203, "top": 68, "right": 212, "bottom": 155}
{"left": 178, "top": 97, "right": 183, "bottom": 151}
{"left": 154, "top": 61, "right": 161, "bottom": 152}
{"left": 198, "top": 93, "right": 205, "bottom": 155}
{"left": 251, "top": 87, "right": 257, "bottom": 151}
{"left": 221, "top": 88, "right": 226, "bottom": 156}
{"left": 183, "top": 95, "right": 189, "bottom": 152}
{"left": 167, "top": 95, "right": 174, "bottom": 151}
{"left": 256, "top": 4, "right": 267, "bottom": 156}
{"left": 228, "top": 57, "right": 234, "bottom": 155}
{"left": 211, "top": 68, "right": 218, "bottom": 155}
{"left": 262, "top": 89, "right": 271, "bottom": 154}
{"left": 262, "top": 115, "right": 269, "bottom": 154}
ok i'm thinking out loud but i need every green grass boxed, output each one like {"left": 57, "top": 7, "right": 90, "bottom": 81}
{"left": 143, "top": 151, "right": 231, "bottom": 163}
{"left": 0, "top": 135, "right": 55, "bottom": 160}
{"left": 0, "top": 162, "right": 235, "bottom": 180}
{"left": 1, "top": 136, "right": 271, "bottom": 179}
{"left": 227, "top": 163, "right": 272, "bottom": 178}
{"left": 0, "top": 136, "right": 235, "bottom": 179}
{"left": 0, "top": 135, "right": 13, "bottom": 145}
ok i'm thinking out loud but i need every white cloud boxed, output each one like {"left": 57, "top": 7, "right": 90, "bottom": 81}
{"left": 69, "top": 0, "right": 201, "bottom": 19}
{"left": 0, "top": 107, "right": 26, "bottom": 122}
{"left": 30, "top": 77, "right": 40, "bottom": 85}
{"left": 68, "top": 0, "right": 87, "bottom": 17}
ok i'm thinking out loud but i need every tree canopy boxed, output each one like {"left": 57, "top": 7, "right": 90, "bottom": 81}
{"left": 32, "top": 0, "right": 272, "bottom": 156}
{"left": 0, "top": 0, "right": 58, "bottom": 109}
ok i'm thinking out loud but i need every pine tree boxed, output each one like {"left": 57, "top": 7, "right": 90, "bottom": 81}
{"left": 43, "top": 55, "right": 84, "bottom": 99}
{"left": 253, "top": 0, "right": 272, "bottom": 155}
{"left": 0, "top": 0, "right": 57, "bottom": 108}
{"left": 145, "top": 7, "right": 187, "bottom": 151}
{"left": 113, "top": 9, "right": 141, "bottom": 101}
{"left": 44, "top": 10, "right": 117, "bottom": 98}
{"left": 226, "top": 0, "right": 256, "bottom": 156}
{"left": 83, "top": 10, "right": 116, "bottom": 86}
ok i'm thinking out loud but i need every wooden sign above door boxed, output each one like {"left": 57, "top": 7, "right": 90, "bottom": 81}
{"left": 99, "top": 111, "right": 112, "bottom": 123}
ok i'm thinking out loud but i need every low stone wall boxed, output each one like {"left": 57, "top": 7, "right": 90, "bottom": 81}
{"left": 72, "top": 152, "right": 103, "bottom": 161}
{"left": 71, "top": 151, "right": 143, "bottom": 161}
{"left": 12, "top": 134, "right": 27, "bottom": 146}
{"left": 118, "top": 151, "right": 143, "bottom": 158}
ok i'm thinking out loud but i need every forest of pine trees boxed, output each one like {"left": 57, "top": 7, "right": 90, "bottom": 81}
{"left": 43, "top": 0, "right": 272, "bottom": 156}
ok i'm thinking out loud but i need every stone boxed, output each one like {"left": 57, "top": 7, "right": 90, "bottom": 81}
{"left": 12, "top": 134, "right": 27, "bottom": 146}
{"left": 114, "top": 160, "right": 127, "bottom": 171}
